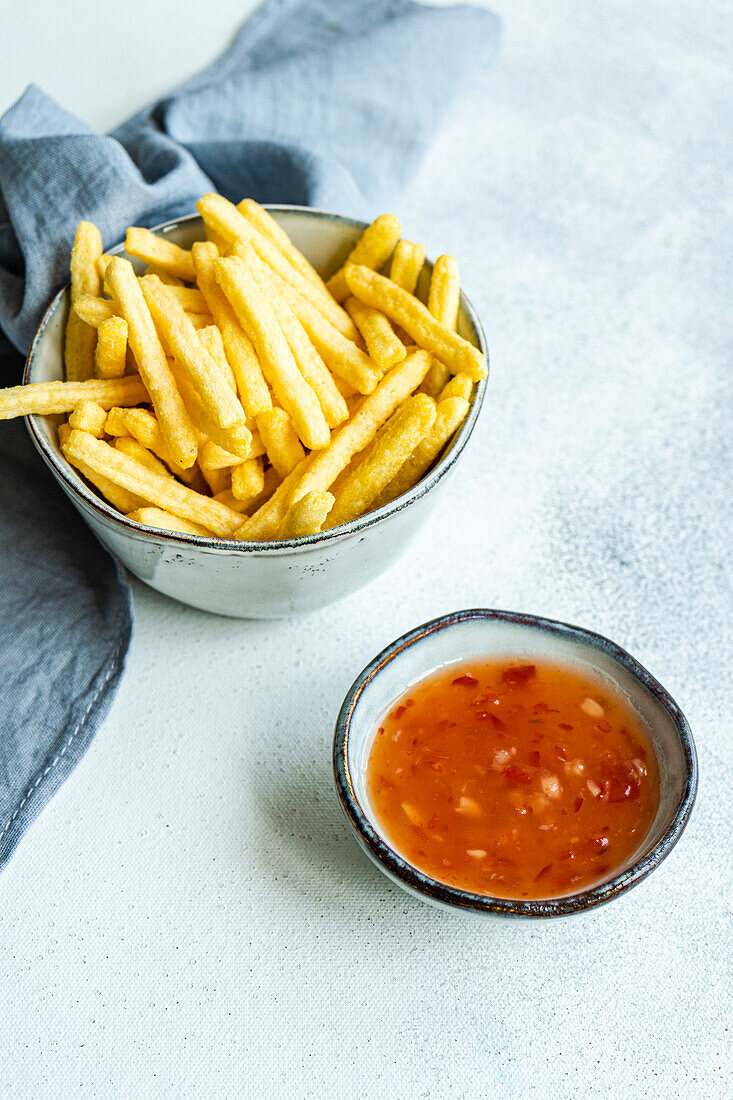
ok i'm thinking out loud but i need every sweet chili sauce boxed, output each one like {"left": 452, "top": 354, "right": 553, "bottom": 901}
{"left": 366, "top": 659, "right": 660, "bottom": 899}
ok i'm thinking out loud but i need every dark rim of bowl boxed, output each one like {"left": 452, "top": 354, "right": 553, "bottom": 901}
{"left": 24, "top": 207, "right": 488, "bottom": 555}
{"left": 333, "top": 608, "right": 698, "bottom": 917}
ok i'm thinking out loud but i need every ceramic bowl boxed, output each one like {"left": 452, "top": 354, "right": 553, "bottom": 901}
{"left": 24, "top": 208, "right": 488, "bottom": 618}
{"left": 333, "top": 608, "right": 697, "bottom": 917}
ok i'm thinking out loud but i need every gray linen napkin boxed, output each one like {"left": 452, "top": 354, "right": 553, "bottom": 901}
{"left": 0, "top": 0, "right": 500, "bottom": 869}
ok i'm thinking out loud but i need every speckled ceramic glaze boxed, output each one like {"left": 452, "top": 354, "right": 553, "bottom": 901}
{"left": 334, "top": 608, "right": 697, "bottom": 917}
{"left": 24, "top": 208, "right": 488, "bottom": 617}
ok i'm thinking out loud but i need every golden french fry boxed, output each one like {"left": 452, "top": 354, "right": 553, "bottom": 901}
{"left": 230, "top": 457, "right": 265, "bottom": 504}
{"left": 198, "top": 193, "right": 358, "bottom": 340}
{"left": 186, "top": 313, "right": 215, "bottom": 329}
{"left": 200, "top": 466, "right": 230, "bottom": 496}
{"left": 344, "top": 296, "right": 406, "bottom": 373}
{"left": 59, "top": 423, "right": 143, "bottom": 513}
{"left": 0, "top": 375, "right": 147, "bottom": 420}
{"left": 243, "top": 464, "right": 281, "bottom": 515}
{"left": 125, "top": 227, "right": 196, "bottom": 282}
{"left": 106, "top": 257, "right": 198, "bottom": 468}
{"left": 371, "top": 396, "right": 470, "bottom": 510}
{"left": 236, "top": 198, "right": 327, "bottom": 293}
{"left": 212, "top": 490, "right": 250, "bottom": 515}
{"left": 97, "top": 254, "right": 113, "bottom": 283}
{"left": 198, "top": 325, "right": 236, "bottom": 391}
{"left": 327, "top": 214, "right": 402, "bottom": 302}
{"left": 192, "top": 242, "right": 272, "bottom": 418}
{"left": 243, "top": 253, "right": 348, "bottom": 428}
{"left": 74, "top": 296, "right": 116, "bottom": 327}
{"left": 126, "top": 507, "right": 214, "bottom": 537}
{"left": 215, "top": 255, "right": 330, "bottom": 451}
{"left": 142, "top": 264, "right": 184, "bottom": 287}
{"left": 160, "top": 285, "right": 208, "bottom": 312}
{"left": 199, "top": 434, "right": 266, "bottom": 470}
{"left": 166, "top": 357, "right": 251, "bottom": 459}
{"left": 438, "top": 372, "right": 473, "bottom": 402}
{"left": 68, "top": 400, "right": 107, "bottom": 437}
{"left": 288, "top": 349, "right": 431, "bottom": 504}
{"left": 65, "top": 430, "right": 242, "bottom": 537}
{"left": 121, "top": 407, "right": 199, "bottom": 485}
{"left": 421, "top": 255, "right": 461, "bottom": 395}
{"left": 65, "top": 221, "right": 103, "bottom": 381}
{"left": 234, "top": 457, "right": 311, "bottom": 542}
{"left": 114, "top": 436, "right": 172, "bottom": 479}
{"left": 95, "top": 315, "right": 128, "bottom": 379}
{"left": 140, "top": 275, "right": 249, "bottom": 447}
{"left": 390, "top": 240, "right": 425, "bottom": 294}
{"left": 345, "top": 265, "right": 486, "bottom": 381}
{"left": 205, "top": 227, "right": 229, "bottom": 253}
{"left": 278, "top": 491, "right": 334, "bottom": 539}
{"left": 326, "top": 395, "right": 436, "bottom": 527}
{"left": 256, "top": 408, "right": 306, "bottom": 478}
{"left": 104, "top": 407, "right": 130, "bottom": 437}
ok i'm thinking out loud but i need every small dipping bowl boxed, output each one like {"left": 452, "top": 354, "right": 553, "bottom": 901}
{"left": 333, "top": 609, "right": 697, "bottom": 917}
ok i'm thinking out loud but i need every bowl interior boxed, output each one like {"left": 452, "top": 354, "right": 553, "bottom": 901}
{"left": 339, "top": 610, "right": 695, "bottom": 911}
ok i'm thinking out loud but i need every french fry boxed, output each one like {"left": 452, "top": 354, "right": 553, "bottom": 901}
{"left": 95, "top": 315, "right": 128, "bottom": 379}
{"left": 59, "top": 423, "right": 143, "bottom": 513}
{"left": 106, "top": 257, "right": 198, "bottom": 468}
{"left": 142, "top": 265, "right": 184, "bottom": 287}
{"left": 326, "top": 214, "right": 402, "bottom": 302}
{"left": 64, "top": 222, "right": 103, "bottom": 382}
{"left": 326, "top": 395, "right": 436, "bottom": 528}
{"left": 438, "top": 372, "right": 473, "bottom": 402}
{"left": 198, "top": 325, "right": 237, "bottom": 391}
{"left": 161, "top": 285, "right": 208, "bottom": 313}
{"left": 114, "top": 436, "right": 172, "bottom": 479}
{"left": 390, "top": 240, "right": 425, "bottom": 294}
{"left": 243, "top": 464, "right": 281, "bottom": 515}
{"left": 212, "top": 490, "right": 250, "bottom": 515}
{"left": 288, "top": 349, "right": 431, "bottom": 504}
{"left": 234, "top": 457, "right": 311, "bottom": 542}
{"left": 0, "top": 375, "right": 147, "bottom": 420}
{"left": 64, "top": 430, "right": 242, "bottom": 537}
{"left": 256, "top": 408, "right": 306, "bottom": 478}
{"left": 215, "top": 255, "right": 330, "bottom": 451}
{"left": 97, "top": 254, "right": 113, "bottom": 283}
{"left": 125, "top": 227, "right": 196, "bottom": 282}
{"left": 68, "top": 400, "right": 107, "bottom": 437}
{"left": 126, "top": 507, "right": 214, "bottom": 537}
{"left": 121, "top": 407, "right": 200, "bottom": 485}
{"left": 199, "top": 435, "right": 265, "bottom": 470}
{"left": 421, "top": 255, "right": 461, "bottom": 396}
{"left": 104, "top": 407, "right": 130, "bottom": 437}
{"left": 200, "top": 466, "right": 230, "bottom": 496}
{"left": 167, "top": 357, "right": 252, "bottom": 459}
{"left": 192, "top": 242, "right": 272, "bottom": 418}
{"left": 198, "top": 193, "right": 358, "bottom": 340}
{"left": 236, "top": 199, "right": 328, "bottom": 293}
{"left": 278, "top": 491, "right": 334, "bottom": 539}
{"left": 344, "top": 296, "right": 405, "bottom": 373}
{"left": 371, "top": 396, "right": 470, "bottom": 510}
{"left": 345, "top": 265, "right": 486, "bottom": 381}
{"left": 74, "top": 296, "right": 116, "bottom": 328}
{"left": 230, "top": 457, "right": 265, "bottom": 504}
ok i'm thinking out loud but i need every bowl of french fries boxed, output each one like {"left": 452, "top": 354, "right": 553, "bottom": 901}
{"left": 7, "top": 197, "right": 488, "bottom": 617}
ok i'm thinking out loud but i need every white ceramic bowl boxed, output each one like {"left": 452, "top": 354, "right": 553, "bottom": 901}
{"left": 25, "top": 208, "right": 488, "bottom": 618}
{"left": 334, "top": 609, "right": 697, "bottom": 917}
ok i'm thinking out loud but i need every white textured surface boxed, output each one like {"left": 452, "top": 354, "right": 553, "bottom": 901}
{"left": 1, "top": 2, "right": 731, "bottom": 1097}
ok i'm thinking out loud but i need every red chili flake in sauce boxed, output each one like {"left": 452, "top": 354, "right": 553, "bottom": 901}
{"left": 365, "top": 658, "right": 660, "bottom": 900}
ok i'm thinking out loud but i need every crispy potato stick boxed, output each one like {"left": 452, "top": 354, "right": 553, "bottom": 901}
{"left": 244, "top": 464, "right": 281, "bottom": 514}
{"left": 74, "top": 295, "right": 116, "bottom": 327}
{"left": 344, "top": 296, "right": 406, "bottom": 373}
{"left": 289, "top": 349, "right": 431, "bottom": 504}
{"left": 230, "top": 457, "right": 265, "bottom": 504}
{"left": 140, "top": 276, "right": 249, "bottom": 445}
{"left": 95, "top": 315, "right": 128, "bottom": 379}
{"left": 390, "top": 240, "right": 425, "bottom": 294}
{"left": 345, "top": 265, "right": 486, "bottom": 381}
{"left": 278, "top": 491, "right": 334, "bottom": 539}
{"left": 199, "top": 435, "right": 265, "bottom": 470}
{"left": 333, "top": 375, "right": 357, "bottom": 400}
{"left": 186, "top": 313, "right": 215, "bottom": 329}
{"left": 326, "top": 395, "right": 436, "bottom": 528}
{"left": 234, "top": 457, "right": 311, "bottom": 542}
{"left": 59, "top": 423, "right": 143, "bottom": 513}
{"left": 114, "top": 436, "right": 172, "bottom": 479}
{"left": 64, "top": 222, "right": 103, "bottom": 381}
{"left": 205, "top": 227, "right": 229, "bottom": 254}
{"left": 161, "top": 286, "right": 208, "bottom": 312}
{"left": 106, "top": 257, "right": 198, "bottom": 467}
{"left": 126, "top": 507, "right": 214, "bottom": 536}
{"left": 167, "top": 356, "right": 252, "bottom": 458}
{"left": 68, "top": 400, "right": 107, "bottom": 437}
{"left": 198, "top": 194, "right": 358, "bottom": 340}
{"left": 236, "top": 198, "right": 327, "bottom": 292}
{"left": 200, "top": 466, "right": 230, "bottom": 496}
{"left": 372, "top": 396, "right": 470, "bottom": 509}
{"left": 97, "top": 254, "right": 113, "bottom": 283}
{"left": 104, "top": 407, "right": 130, "bottom": 437}
{"left": 244, "top": 253, "right": 348, "bottom": 428}
{"left": 421, "top": 255, "right": 461, "bottom": 395}
{"left": 121, "top": 407, "right": 199, "bottom": 485}
{"left": 272, "top": 278, "right": 381, "bottom": 394}
{"left": 256, "top": 408, "right": 306, "bottom": 478}
{"left": 143, "top": 265, "right": 184, "bottom": 287}
{"left": 0, "top": 375, "right": 147, "bottom": 420}
{"left": 125, "top": 227, "right": 196, "bottom": 282}
{"left": 327, "top": 214, "right": 402, "bottom": 302}
{"left": 192, "top": 242, "right": 272, "bottom": 418}
{"left": 212, "top": 490, "right": 250, "bottom": 515}
{"left": 65, "top": 430, "right": 242, "bottom": 537}
{"left": 198, "top": 325, "right": 236, "bottom": 391}
{"left": 215, "top": 256, "right": 330, "bottom": 451}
